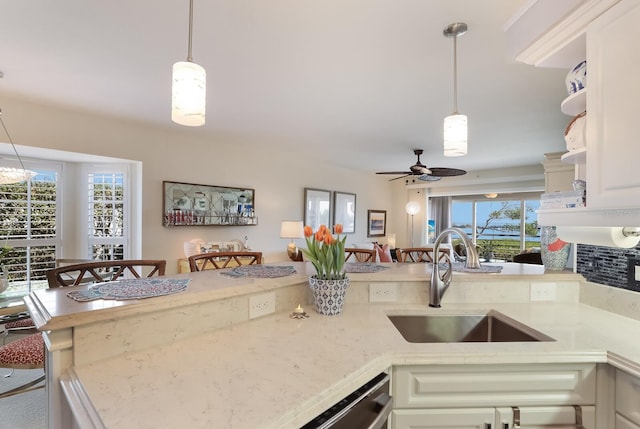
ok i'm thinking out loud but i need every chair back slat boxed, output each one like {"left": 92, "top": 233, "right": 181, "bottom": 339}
{"left": 46, "top": 260, "right": 166, "bottom": 288}
{"left": 344, "top": 248, "right": 376, "bottom": 263}
{"left": 188, "top": 251, "right": 263, "bottom": 272}
{"left": 397, "top": 248, "right": 451, "bottom": 264}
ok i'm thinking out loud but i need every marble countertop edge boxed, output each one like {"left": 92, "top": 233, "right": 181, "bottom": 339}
{"left": 64, "top": 299, "right": 640, "bottom": 429}
{"left": 26, "top": 263, "right": 583, "bottom": 332}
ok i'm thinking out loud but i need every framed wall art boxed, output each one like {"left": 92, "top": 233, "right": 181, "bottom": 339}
{"left": 333, "top": 191, "right": 356, "bottom": 234}
{"left": 367, "top": 209, "right": 386, "bottom": 237}
{"left": 163, "top": 181, "right": 256, "bottom": 226}
{"left": 304, "top": 188, "right": 331, "bottom": 231}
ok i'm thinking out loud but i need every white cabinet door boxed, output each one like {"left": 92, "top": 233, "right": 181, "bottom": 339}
{"left": 392, "top": 408, "right": 494, "bottom": 429}
{"left": 616, "top": 370, "right": 640, "bottom": 426}
{"left": 496, "top": 406, "right": 595, "bottom": 428}
{"left": 393, "top": 364, "right": 596, "bottom": 409}
{"left": 618, "top": 413, "right": 640, "bottom": 429}
{"left": 586, "top": 0, "right": 640, "bottom": 209}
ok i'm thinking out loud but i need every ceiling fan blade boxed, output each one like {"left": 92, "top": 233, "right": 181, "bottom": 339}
{"left": 376, "top": 150, "right": 465, "bottom": 182}
{"left": 389, "top": 174, "right": 411, "bottom": 181}
{"left": 426, "top": 167, "right": 467, "bottom": 177}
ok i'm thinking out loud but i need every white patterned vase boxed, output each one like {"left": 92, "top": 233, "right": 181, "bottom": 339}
{"left": 540, "top": 226, "right": 571, "bottom": 271}
{"left": 308, "top": 276, "right": 349, "bottom": 316}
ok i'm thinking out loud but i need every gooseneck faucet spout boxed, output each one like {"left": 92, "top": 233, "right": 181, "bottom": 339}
{"left": 429, "top": 227, "right": 481, "bottom": 308}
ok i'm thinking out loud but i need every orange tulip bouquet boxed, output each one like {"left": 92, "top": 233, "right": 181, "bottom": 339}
{"left": 302, "top": 224, "right": 347, "bottom": 280}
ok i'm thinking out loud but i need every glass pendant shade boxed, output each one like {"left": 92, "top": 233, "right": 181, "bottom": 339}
{"left": 172, "top": 61, "right": 206, "bottom": 127}
{"left": 443, "top": 113, "right": 467, "bottom": 157}
{"left": 443, "top": 22, "right": 468, "bottom": 157}
{"left": 0, "top": 167, "right": 37, "bottom": 184}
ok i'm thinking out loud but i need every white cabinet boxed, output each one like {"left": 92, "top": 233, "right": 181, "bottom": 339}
{"left": 391, "top": 363, "right": 597, "bottom": 429}
{"left": 496, "top": 406, "right": 595, "bottom": 428}
{"left": 393, "top": 406, "right": 595, "bottom": 429}
{"left": 616, "top": 369, "right": 640, "bottom": 428}
{"left": 511, "top": 0, "right": 640, "bottom": 227}
{"left": 585, "top": 0, "right": 640, "bottom": 210}
{"left": 392, "top": 408, "right": 495, "bottom": 429}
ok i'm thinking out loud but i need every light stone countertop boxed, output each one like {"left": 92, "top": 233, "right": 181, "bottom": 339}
{"left": 26, "top": 261, "right": 559, "bottom": 331}
{"left": 61, "top": 270, "right": 640, "bottom": 429}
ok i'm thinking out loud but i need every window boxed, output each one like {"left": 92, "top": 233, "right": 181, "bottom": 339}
{"left": 0, "top": 167, "right": 60, "bottom": 294}
{"left": 86, "top": 168, "right": 129, "bottom": 260}
{"left": 450, "top": 195, "right": 540, "bottom": 261}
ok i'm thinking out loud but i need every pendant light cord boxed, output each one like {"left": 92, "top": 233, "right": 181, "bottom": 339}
{"left": 187, "top": 0, "right": 194, "bottom": 62}
{"left": 452, "top": 34, "right": 458, "bottom": 114}
{"left": 0, "top": 109, "right": 29, "bottom": 172}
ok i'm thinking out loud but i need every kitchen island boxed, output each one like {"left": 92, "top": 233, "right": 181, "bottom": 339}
{"left": 25, "top": 262, "right": 640, "bottom": 428}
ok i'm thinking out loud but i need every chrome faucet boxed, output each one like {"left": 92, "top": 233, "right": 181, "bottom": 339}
{"left": 429, "top": 227, "right": 481, "bottom": 308}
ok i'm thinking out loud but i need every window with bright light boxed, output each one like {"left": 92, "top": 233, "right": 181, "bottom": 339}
{"left": 451, "top": 195, "right": 540, "bottom": 261}
{"left": 86, "top": 169, "right": 128, "bottom": 260}
{"left": 0, "top": 168, "right": 60, "bottom": 295}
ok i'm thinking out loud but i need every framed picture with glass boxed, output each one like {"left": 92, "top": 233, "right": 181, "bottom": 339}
{"left": 333, "top": 191, "right": 356, "bottom": 234}
{"left": 367, "top": 210, "right": 386, "bottom": 237}
{"left": 304, "top": 188, "right": 331, "bottom": 232}
{"left": 163, "top": 181, "right": 256, "bottom": 226}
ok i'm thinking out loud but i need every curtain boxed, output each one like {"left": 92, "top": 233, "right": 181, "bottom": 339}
{"left": 429, "top": 196, "right": 451, "bottom": 242}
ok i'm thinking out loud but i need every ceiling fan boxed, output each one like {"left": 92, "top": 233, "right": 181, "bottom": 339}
{"left": 376, "top": 149, "right": 467, "bottom": 181}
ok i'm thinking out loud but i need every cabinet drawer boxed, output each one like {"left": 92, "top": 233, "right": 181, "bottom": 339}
{"left": 393, "top": 363, "right": 596, "bottom": 408}
{"left": 616, "top": 370, "right": 640, "bottom": 425}
{"left": 496, "top": 405, "right": 595, "bottom": 428}
{"left": 392, "top": 408, "right": 495, "bottom": 429}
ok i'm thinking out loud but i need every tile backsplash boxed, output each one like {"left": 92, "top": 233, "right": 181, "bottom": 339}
{"left": 576, "top": 243, "right": 640, "bottom": 292}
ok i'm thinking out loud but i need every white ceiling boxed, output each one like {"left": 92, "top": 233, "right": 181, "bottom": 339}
{"left": 0, "top": 0, "right": 571, "bottom": 176}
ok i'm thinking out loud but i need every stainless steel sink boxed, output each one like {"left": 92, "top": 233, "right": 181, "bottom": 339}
{"left": 387, "top": 310, "right": 554, "bottom": 343}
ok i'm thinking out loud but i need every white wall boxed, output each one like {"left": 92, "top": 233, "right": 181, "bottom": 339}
{"left": 1, "top": 95, "right": 396, "bottom": 274}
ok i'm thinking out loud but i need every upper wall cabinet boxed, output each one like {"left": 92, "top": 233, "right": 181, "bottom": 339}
{"left": 505, "top": 0, "right": 621, "bottom": 69}
{"left": 508, "top": 0, "right": 640, "bottom": 227}
{"left": 585, "top": 0, "right": 640, "bottom": 210}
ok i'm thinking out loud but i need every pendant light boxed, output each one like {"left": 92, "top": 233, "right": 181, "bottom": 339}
{"left": 0, "top": 109, "right": 37, "bottom": 185}
{"left": 172, "top": 0, "right": 206, "bottom": 127}
{"left": 443, "top": 22, "right": 468, "bottom": 157}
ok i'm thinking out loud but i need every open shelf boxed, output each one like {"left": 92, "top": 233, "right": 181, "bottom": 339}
{"left": 561, "top": 89, "right": 586, "bottom": 116}
{"left": 560, "top": 147, "right": 586, "bottom": 164}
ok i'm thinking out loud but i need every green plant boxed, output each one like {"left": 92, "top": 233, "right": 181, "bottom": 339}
{"left": 302, "top": 224, "right": 347, "bottom": 280}
{"left": 0, "top": 245, "right": 12, "bottom": 260}
{"left": 480, "top": 240, "right": 495, "bottom": 255}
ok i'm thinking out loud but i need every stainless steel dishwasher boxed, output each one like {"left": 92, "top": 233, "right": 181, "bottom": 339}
{"left": 300, "top": 372, "right": 392, "bottom": 429}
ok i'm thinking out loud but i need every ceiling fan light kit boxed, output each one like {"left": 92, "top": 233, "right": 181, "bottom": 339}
{"left": 172, "top": 0, "right": 206, "bottom": 127}
{"left": 443, "top": 22, "right": 468, "bottom": 157}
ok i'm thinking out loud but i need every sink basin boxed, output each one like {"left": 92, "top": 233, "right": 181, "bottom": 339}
{"left": 387, "top": 311, "right": 554, "bottom": 343}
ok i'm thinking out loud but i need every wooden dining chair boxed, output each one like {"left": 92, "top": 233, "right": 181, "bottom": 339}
{"left": 397, "top": 247, "right": 451, "bottom": 264}
{"left": 3, "top": 259, "right": 166, "bottom": 343}
{"left": 0, "top": 259, "right": 168, "bottom": 398}
{"left": 46, "top": 259, "right": 166, "bottom": 287}
{"left": 188, "top": 251, "right": 263, "bottom": 272}
{"left": 344, "top": 248, "right": 377, "bottom": 263}
{"left": 2, "top": 258, "right": 98, "bottom": 335}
